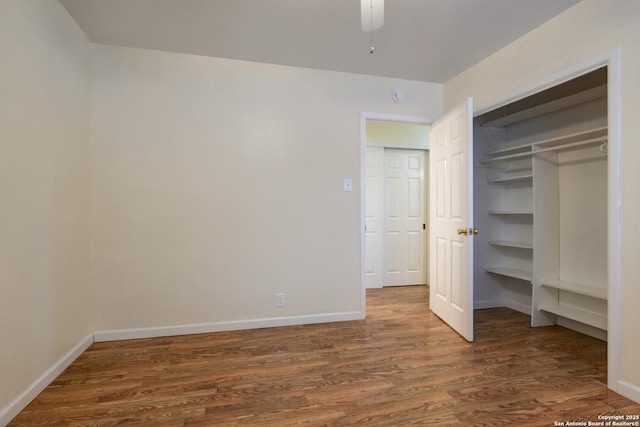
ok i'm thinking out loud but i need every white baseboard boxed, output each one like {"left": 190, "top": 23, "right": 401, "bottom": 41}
{"left": 556, "top": 317, "right": 607, "bottom": 341}
{"left": 0, "top": 312, "right": 364, "bottom": 423}
{"left": 0, "top": 333, "right": 93, "bottom": 426}
{"left": 474, "top": 299, "right": 503, "bottom": 310}
{"left": 617, "top": 379, "right": 640, "bottom": 404}
{"left": 474, "top": 299, "right": 531, "bottom": 316}
{"left": 504, "top": 300, "right": 531, "bottom": 316}
{"left": 94, "top": 311, "right": 364, "bottom": 342}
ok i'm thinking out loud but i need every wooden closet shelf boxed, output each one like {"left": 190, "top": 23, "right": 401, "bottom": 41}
{"left": 488, "top": 174, "right": 533, "bottom": 184}
{"left": 480, "top": 127, "right": 608, "bottom": 163}
{"left": 540, "top": 279, "right": 607, "bottom": 300}
{"left": 485, "top": 267, "right": 532, "bottom": 282}
{"left": 488, "top": 210, "right": 533, "bottom": 216}
{"left": 479, "top": 84, "right": 607, "bottom": 128}
{"left": 489, "top": 240, "right": 533, "bottom": 250}
{"left": 538, "top": 303, "right": 607, "bottom": 331}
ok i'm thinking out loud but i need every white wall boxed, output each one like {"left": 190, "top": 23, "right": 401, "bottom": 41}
{"left": 444, "top": 0, "right": 640, "bottom": 401}
{"left": 0, "top": 0, "right": 92, "bottom": 422}
{"left": 90, "top": 44, "right": 443, "bottom": 335}
{"left": 366, "top": 121, "right": 431, "bottom": 149}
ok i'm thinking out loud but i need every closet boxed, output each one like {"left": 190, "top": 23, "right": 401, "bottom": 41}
{"left": 473, "top": 67, "right": 608, "bottom": 340}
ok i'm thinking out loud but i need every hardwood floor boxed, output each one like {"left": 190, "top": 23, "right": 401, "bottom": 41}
{"left": 10, "top": 286, "right": 640, "bottom": 426}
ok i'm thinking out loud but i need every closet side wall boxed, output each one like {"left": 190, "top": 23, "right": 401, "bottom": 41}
{"left": 473, "top": 125, "right": 510, "bottom": 309}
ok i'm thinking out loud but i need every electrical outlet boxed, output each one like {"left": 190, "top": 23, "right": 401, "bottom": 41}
{"left": 276, "top": 293, "right": 286, "bottom": 307}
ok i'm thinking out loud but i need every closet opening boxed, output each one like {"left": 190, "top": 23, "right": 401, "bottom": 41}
{"left": 473, "top": 66, "right": 609, "bottom": 342}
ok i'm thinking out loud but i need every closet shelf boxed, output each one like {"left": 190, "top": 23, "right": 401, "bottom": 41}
{"left": 488, "top": 174, "right": 533, "bottom": 184}
{"left": 485, "top": 267, "right": 532, "bottom": 282}
{"left": 538, "top": 303, "right": 607, "bottom": 331}
{"left": 479, "top": 84, "right": 607, "bottom": 128}
{"left": 489, "top": 240, "right": 533, "bottom": 249}
{"left": 540, "top": 279, "right": 607, "bottom": 300}
{"left": 488, "top": 210, "right": 533, "bottom": 216}
{"left": 480, "top": 127, "right": 608, "bottom": 163}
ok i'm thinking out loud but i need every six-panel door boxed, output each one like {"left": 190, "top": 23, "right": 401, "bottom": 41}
{"left": 429, "top": 98, "right": 474, "bottom": 342}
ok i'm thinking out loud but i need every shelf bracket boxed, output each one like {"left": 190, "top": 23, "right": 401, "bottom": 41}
{"left": 599, "top": 136, "right": 608, "bottom": 154}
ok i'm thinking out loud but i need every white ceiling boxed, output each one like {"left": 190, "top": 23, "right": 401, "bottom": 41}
{"left": 59, "top": 0, "right": 581, "bottom": 83}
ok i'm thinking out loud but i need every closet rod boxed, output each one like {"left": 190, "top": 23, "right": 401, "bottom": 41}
{"left": 481, "top": 136, "right": 607, "bottom": 163}
{"left": 483, "top": 126, "right": 608, "bottom": 157}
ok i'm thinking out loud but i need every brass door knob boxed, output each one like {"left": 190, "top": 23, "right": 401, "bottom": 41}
{"left": 457, "top": 227, "right": 478, "bottom": 236}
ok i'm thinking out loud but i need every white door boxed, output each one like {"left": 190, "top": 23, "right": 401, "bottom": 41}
{"left": 384, "top": 149, "right": 426, "bottom": 286}
{"left": 429, "top": 98, "right": 474, "bottom": 342}
{"left": 365, "top": 147, "right": 384, "bottom": 288}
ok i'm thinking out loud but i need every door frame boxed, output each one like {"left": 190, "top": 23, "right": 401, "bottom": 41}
{"left": 360, "top": 113, "right": 436, "bottom": 312}
{"left": 471, "top": 49, "right": 621, "bottom": 393}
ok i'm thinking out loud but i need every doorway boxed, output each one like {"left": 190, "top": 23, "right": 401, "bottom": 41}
{"left": 361, "top": 116, "right": 432, "bottom": 289}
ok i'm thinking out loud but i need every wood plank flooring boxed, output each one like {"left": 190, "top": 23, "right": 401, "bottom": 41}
{"left": 10, "top": 286, "right": 640, "bottom": 426}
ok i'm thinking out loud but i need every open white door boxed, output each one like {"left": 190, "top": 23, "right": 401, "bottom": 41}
{"left": 429, "top": 98, "right": 474, "bottom": 342}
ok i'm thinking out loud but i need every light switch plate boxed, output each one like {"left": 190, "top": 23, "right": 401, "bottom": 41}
{"left": 343, "top": 178, "right": 353, "bottom": 192}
